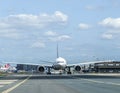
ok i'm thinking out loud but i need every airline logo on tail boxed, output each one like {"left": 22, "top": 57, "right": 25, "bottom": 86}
{"left": 4, "top": 64, "right": 10, "bottom": 68}
{"left": 0, "top": 63, "right": 10, "bottom": 71}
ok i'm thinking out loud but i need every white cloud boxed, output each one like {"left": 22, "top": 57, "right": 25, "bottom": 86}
{"left": 99, "top": 17, "right": 120, "bottom": 29}
{"left": 99, "top": 17, "right": 120, "bottom": 39}
{"left": 0, "top": 11, "right": 68, "bottom": 39}
{"left": 44, "top": 31, "right": 57, "bottom": 36}
{"left": 31, "top": 41, "right": 45, "bottom": 48}
{"left": 49, "top": 35, "right": 71, "bottom": 42}
{"left": 102, "top": 33, "right": 113, "bottom": 39}
{"left": 2, "top": 11, "right": 68, "bottom": 29}
{"left": 58, "top": 35, "right": 71, "bottom": 41}
{"left": 0, "top": 33, "right": 19, "bottom": 39}
{"left": 0, "top": 23, "right": 11, "bottom": 29}
{"left": 54, "top": 11, "right": 68, "bottom": 22}
{"left": 0, "top": 29, "right": 20, "bottom": 39}
{"left": 106, "top": 30, "right": 120, "bottom": 34}
{"left": 78, "top": 23, "right": 91, "bottom": 30}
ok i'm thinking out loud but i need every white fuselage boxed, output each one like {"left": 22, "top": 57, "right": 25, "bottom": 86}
{"left": 0, "top": 67, "right": 9, "bottom": 72}
{"left": 52, "top": 57, "right": 67, "bottom": 70}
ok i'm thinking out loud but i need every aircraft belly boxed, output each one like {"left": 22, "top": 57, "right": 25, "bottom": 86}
{"left": 53, "top": 64, "right": 65, "bottom": 70}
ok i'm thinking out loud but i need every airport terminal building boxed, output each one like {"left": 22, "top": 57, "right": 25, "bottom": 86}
{"left": 16, "top": 64, "right": 38, "bottom": 72}
{"left": 93, "top": 61, "right": 120, "bottom": 73}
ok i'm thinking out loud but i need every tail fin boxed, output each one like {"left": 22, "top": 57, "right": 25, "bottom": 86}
{"left": 57, "top": 43, "right": 59, "bottom": 58}
{"left": 4, "top": 64, "right": 10, "bottom": 68}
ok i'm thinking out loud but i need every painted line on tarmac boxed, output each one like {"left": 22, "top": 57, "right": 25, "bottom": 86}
{"left": 0, "top": 85, "right": 4, "bottom": 87}
{"left": 2, "top": 75, "right": 32, "bottom": 93}
{"left": 82, "top": 79, "right": 120, "bottom": 86}
{"left": 0, "top": 80, "right": 18, "bottom": 88}
{"left": 0, "top": 81, "right": 17, "bottom": 85}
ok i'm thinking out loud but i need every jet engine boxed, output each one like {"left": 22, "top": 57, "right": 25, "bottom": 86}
{"left": 37, "top": 66, "right": 45, "bottom": 73}
{"left": 74, "top": 65, "right": 81, "bottom": 71}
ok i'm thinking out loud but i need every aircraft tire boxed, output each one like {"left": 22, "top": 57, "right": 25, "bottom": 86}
{"left": 47, "top": 72, "right": 51, "bottom": 75}
{"left": 67, "top": 72, "right": 72, "bottom": 74}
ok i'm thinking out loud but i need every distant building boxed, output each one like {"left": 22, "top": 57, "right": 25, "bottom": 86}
{"left": 93, "top": 61, "right": 120, "bottom": 73}
{"left": 16, "top": 64, "right": 38, "bottom": 71}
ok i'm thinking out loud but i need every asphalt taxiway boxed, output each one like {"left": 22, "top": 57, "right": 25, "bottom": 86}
{"left": 0, "top": 73, "right": 120, "bottom": 93}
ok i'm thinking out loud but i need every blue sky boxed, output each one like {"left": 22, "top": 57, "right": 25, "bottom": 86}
{"left": 0, "top": 0, "right": 120, "bottom": 63}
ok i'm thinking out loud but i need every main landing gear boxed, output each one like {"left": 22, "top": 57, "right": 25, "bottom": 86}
{"left": 67, "top": 67, "right": 72, "bottom": 74}
{"left": 46, "top": 67, "right": 51, "bottom": 74}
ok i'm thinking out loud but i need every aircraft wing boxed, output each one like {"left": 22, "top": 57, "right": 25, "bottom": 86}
{"left": 68, "top": 60, "right": 114, "bottom": 66}
{"left": 1, "top": 60, "right": 54, "bottom": 65}
{"left": 2, "top": 61, "right": 53, "bottom": 73}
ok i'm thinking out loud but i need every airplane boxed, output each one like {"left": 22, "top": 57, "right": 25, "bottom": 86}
{"left": 2, "top": 45, "right": 114, "bottom": 74}
{"left": 0, "top": 63, "right": 17, "bottom": 73}
{"left": 24, "top": 45, "right": 113, "bottom": 74}
{"left": 36, "top": 44, "right": 81, "bottom": 74}
{"left": 0, "top": 63, "right": 10, "bottom": 72}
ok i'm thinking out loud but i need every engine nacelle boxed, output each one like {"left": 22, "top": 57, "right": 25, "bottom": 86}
{"left": 74, "top": 65, "right": 81, "bottom": 71}
{"left": 37, "top": 66, "right": 45, "bottom": 73}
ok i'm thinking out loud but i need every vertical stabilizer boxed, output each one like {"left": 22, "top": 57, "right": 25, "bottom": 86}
{"left": 5, "top": 64, "right": 10, "bottom": 68}
{"left": 57, "top": 43, "right": 59, "bottom": 58}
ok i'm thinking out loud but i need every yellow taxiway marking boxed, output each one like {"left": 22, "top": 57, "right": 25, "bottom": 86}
{"left": 2, "top": 75, "right": 32, "bottom": 93}
{"left": 0, "top": 80, "right": 18, "bottom": 87}
{"left": 82, "top": 79, "right": 120, "bottom": 86}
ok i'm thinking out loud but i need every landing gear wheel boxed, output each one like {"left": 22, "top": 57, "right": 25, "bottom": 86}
{"left": 47, "top": 72, "right": 51, "bottom": 75}
{"left": 67, "top": 72, "right": 72, "bottom": 74}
